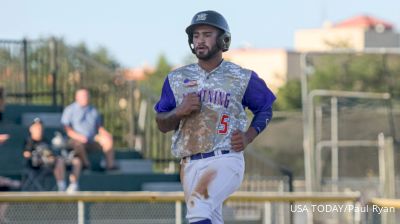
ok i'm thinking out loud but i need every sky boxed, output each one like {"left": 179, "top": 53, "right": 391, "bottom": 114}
{"left": 2, "top": 0, "right": 400, "bottom": 68}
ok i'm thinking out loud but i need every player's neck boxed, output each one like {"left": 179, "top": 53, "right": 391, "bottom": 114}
{"left": 197, "top": 53, "right": 223, "bottom": 73}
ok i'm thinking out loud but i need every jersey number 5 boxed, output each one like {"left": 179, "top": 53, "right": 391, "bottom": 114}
{"left": 217, "top": 114, "right": 230, "bottom": 134}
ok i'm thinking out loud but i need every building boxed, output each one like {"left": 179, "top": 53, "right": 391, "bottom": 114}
{"left": 224, "top": 15, "right": 400, "bottom": 93}
{"left": 225, "top": 49, "right": 301, "bottom": 93}
{"left": 295, "top": 15, "right": 399, "bottom": 52}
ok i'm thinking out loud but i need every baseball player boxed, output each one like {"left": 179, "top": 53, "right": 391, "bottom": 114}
{"left": 154, "top": 10, "right": 276, "bottom": 224}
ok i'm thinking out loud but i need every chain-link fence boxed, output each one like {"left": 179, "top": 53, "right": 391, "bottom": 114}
{"left": 0, "top": 38, "right": 176, "bottom": 170}
{"left": 0, "top": 191, "right": 364, "bottom": 224}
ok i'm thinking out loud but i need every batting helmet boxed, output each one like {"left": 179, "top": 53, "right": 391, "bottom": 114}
{"left": 186, "top": 10, "right": 231, "bottom": 53}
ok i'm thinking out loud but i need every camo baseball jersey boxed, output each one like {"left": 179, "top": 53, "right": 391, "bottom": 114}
{"left": 155, "top": 60, "right": 276, "bottom": 158}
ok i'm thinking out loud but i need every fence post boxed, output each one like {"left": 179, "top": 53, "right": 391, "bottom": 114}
{"left": 379, "top": 134, "right": 396, "bottom": 224}
{"left": 78, "top": 200, "right": 85, "bottom": 224}
{"left": 49, "top": 37, "right": 58, "bottom": 106}
{"left": 263, "top": 202, "right": 271, "bottom": 224}
{"left": 22, "top": 38, "right": 28, "bottom": 103}
{"left": 175, "top": 200, "right": 182, "bottom": 224}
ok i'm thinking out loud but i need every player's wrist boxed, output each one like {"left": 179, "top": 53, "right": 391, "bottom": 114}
{"left": 174, "top": 106, "right": 187, "bottom": 119}
{"left": 245, "top": 127, "right": 258, "bottom": 144}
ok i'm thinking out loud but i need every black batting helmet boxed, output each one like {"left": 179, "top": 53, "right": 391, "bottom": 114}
{"left": 186, "top": 10, "right": 231, "bottom": 53}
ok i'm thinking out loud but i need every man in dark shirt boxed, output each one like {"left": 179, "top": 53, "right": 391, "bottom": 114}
{"left": 23, "top": 118, "right": 82, "bottom": 192}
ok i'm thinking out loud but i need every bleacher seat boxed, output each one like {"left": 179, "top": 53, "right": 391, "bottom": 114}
{"left": 79, "top": 173, "right": 180, "bottom": 191}
{"left": 22, "top": 112, "right": 63, "bottom": 128}
{"left": 1, "top": 104, "right": 181, "bottom": 192}
{"left": 117, "top": 159, "right": 153, "bottom": 174}
{"left": 4, "top": 104, "right": 63, "bottom": 124}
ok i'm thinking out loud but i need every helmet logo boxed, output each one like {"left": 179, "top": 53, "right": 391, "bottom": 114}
{"left": 196, "top": 13, "right": 207, "bottom": 21}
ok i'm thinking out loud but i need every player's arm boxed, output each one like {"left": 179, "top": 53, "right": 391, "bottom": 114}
{"left": 231, "top": 71, "right": 276, "bottom": 151}
{"left": 231, "top": 107, "right": 273, "bottom": 151}
{"left": 155, "top": 77, "right": 179, "bottom": 133}
{"left": 155, "top": 77, "right": 201, "bottom": 133}
{"left": 156, "top": 93, "right": 201, "bottom": 133}
{"left": 156, "top": 110, "right": 181, "bottom": 133}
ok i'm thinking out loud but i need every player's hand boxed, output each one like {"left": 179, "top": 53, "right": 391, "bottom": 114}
{"left": 175, "top": 93, "right": 201, "bottom": 118}
{"left": 230, "top": 130, "right": 249, "bottom": 152}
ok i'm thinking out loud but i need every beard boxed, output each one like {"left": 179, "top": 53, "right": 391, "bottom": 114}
{"left": 195, "top": 44, "right": 219, "bottom": 60}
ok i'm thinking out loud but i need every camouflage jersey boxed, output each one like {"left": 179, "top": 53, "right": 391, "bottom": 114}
{"left": 155, "top": 60, "right": 276, "bottom": 158}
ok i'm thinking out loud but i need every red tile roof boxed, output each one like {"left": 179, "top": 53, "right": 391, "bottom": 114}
{"left": 121, "top": 66, "right": 154, "bottom": 81}
{"left": 334, "top": 15, "right": 393, "bottom": 30}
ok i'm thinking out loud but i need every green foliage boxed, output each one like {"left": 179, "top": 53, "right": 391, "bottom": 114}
{"left": 139, "top": 54, "right": 172, "bottom": 94}
{"left": 275, "top": 54, "right": 400, "bottom": 110}
{"left": 309, "top": 54, "right": 389, "bottom": 93}
{"left": 274, "top": 80, "right": 302, "bottom": 111}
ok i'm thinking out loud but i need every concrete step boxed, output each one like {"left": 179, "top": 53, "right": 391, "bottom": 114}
{"left": 115, "top": 159, "right": 153, "bottom": 174}
{"left": 79, "top": 172, "right": 180, "bottom": 191}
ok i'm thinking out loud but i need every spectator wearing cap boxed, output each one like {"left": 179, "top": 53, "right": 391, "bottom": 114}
{"left": 23, "top": 118, "right": 82, "bottom": 192}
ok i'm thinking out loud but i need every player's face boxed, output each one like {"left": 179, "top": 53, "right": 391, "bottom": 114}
{"left": 192, "top": 25, "right": 220, "bottom": 60}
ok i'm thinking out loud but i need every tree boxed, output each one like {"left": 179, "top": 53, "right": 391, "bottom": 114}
{"left": 274, "top": 53, "right": 400, "bottom": 111}
{"left": 308, "top": 54, "right": 388, "bottom": 93}
{"left": 139, "top": 54, "right": 172, "bottom": 94}
{"left": 274, "top": 80, "right": 302, "bottom": 111}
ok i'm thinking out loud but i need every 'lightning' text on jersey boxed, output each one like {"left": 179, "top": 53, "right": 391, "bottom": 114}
{"left": 183, "top": 89, "right": 231, "bottom": 109}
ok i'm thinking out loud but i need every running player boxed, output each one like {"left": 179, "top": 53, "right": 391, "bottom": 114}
{"left": 155, "top": 10, "right": 276, "bottom": 224}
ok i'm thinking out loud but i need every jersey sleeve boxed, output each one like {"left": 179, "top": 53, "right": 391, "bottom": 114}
{"left": 242, "top": 71, "right": 276, "bottom": 133}
{"left": 154, "top": 77, "right": 177, "bottom": 113}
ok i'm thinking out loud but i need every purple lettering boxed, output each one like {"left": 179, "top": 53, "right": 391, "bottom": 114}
{"left": 224, "top": 93, "right": 231, "bottom": 108}
{"left": 218, "top": 92, "right": 226, "bottom": 105}
{"left": 208, "top": 90, "right": 213, "bottom": 103}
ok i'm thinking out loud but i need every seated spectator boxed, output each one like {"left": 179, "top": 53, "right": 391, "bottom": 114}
{"left": 61, "top": 88, "right": 116, "bottom": 171}
{"left": 23, "top": 118, "right": 82, "bottom": 192}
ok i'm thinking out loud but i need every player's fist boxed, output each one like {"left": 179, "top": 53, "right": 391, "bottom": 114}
{"left": 176, "top": 93, "right": 201, "bottom": 118}
{"left": 230, "top": 130, "right": 249, "bottom": 152}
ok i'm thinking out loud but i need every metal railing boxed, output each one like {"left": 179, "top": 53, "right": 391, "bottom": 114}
{"left": 0, "top": 191, "right": 362, "bottom": 224}
{"left": 368, "top": 198, "right": 399, "bottom": 224}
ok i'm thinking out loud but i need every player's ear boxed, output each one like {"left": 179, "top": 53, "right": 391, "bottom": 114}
{"left": 188, "top": 34, "right": 195, "bottom": 54}
{"left": 217, "top": 29, "right": 231, "bottom": 52}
